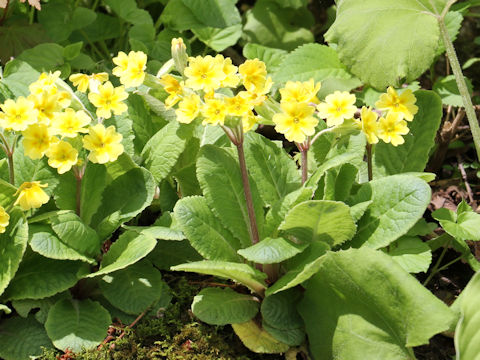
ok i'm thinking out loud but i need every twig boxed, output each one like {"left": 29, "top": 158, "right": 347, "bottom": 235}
{"left": 456, "top": 154, "right": 475, "bottom": 204}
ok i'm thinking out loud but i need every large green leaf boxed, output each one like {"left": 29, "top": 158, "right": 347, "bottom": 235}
{"left": 0, "top": 24, "right": 49, "bottom": 65}
{"left": 244, "top": 132, "right": 301, "bottom": 206}
{"left": 193, "top": 25, "right": 242, "bottom": 52}
{"left": 433, "top": 74, "right": 473, "bottom": 107}
{"left": 351, "top": 175, "right": 431, "bottom": 249}
{"left": 191, "top": 287, "right": 259, "bottom": 325}
{"left": 300, "top": 248, "right": 456, "bottom": 360}
{"left": 454, "top": 271, "right": 480, "bottom": 360}
{"left": 174, "top": 196, "right": 241, "bottom": 262}
{"left": 99, "top": 259, "right": 166, "bottom": 314}
{"left": 0, "top": 209, "right": 28, "bottom": 296}
{"left": 272, "top": 43, "right": 362, "bottom": 97}
{"left": 0, "top": 316, "right": 52, "bottom": 360}
{"left": 238, "top": 237, "right": 307, "bottom": 264}
{"left": 243, "top": 43, "right": 288, "bottom": 73}
{"left": 2, "top": 60, "right": 40, "bottom": 97}
{"left": 12, "top": 292, "right": 71, "bottom": 324}
{"left": 3, "top": 252, "right": 88, "bottom": 300}
{"left": 141, "top": 121, "right": 194, "bottom": 183}
{"left": 374, "top": 90, "right": 443, "bottom": 176}
{"left": 325, "top": 0, "right": 450, "bottom": 89}
{"left": 0, "top": 180, "right": 17, "bottom": 207}
{"left": 279, "top": 200, "right": 356, "bottom": 246}
{"left": 171, "top": 261, "right": 267, "bottom": 294}
{"left": 432, "top": 200, "right": 480, "bottom": 242}
{"left": 70, "top": 13, "right": 122, "bottom": 42}
{"left": 45, "top": 299, "right": 111, "bottom": 352}
{"left": 196, "top": 145, "right": 264, "bottom": 248}
{"left": 123, "top": 225, "right": 184, "bottom": 241}
{"left": 17, "top": 43, "right": 66, "bottom": 74}
{"left": 387, "top": 236, "right": 432, "bottom": 274}
{"left": 232, "top": 320, "right": 289, "bottom": 353}
{"left": 87, "top": 230, "right": 157, "bottom": 278}
{"left": 148, "top": 240, "right": 202, "bottom": 270}
{"left": 182, "top": 0, "right": 241, "bottom": 27}
{"left": 104, "top": 0, "right": 153, "bottom": 25}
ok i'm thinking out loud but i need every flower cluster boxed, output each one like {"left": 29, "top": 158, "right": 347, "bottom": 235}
{"left": 159, "top": 39, "right": 269, "bottom": 133}
{"left": 355, "top": 87, "right": 418, "bottom": 146}
{"left": 0, "top": 205, "right": 9, "bottom": 233}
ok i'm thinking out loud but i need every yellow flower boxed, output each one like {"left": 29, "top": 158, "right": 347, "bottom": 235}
{"left": 273, "top": 102, "right": 318, "bottom": 143}
{"left": 57, "top": 91, "right": 72, "bottom": 108}
{"left": 22, "top": 124, "right": 53, "bottom": 159}
{"left": 239, "top": 59, "right": 268, "bottom": 92}
{"left": 159, "top": 74, "right": 184, "bottom": 108}
{"left": 14, "top": 181, "right": 49, "bottom": 211}
{"left": 0, "top": 205, "right": 9, "bottom": 234}
{"left": 280, "top": 79, "right": 321, "bottom": 104}
{"left": 82, "top": 124, "right": 124, "bottom": 163}
{"left": 238, "top": 76, "right": 273, "bottom": 107}
{"left": 29, "top": 71, "right": 61, "bottom": 95}
{"left": 317, "top": 91, "right": 357, "bottom": 127}
{"left": 88, "top": 82, "right": 128, "bottom": 119}
{"left": 225, "top": 94, "right": 252, "bottom": 117}
{"left": 215, "top": 55, "right": 240, "bottom": 88}
{"left": 184, "top": 55, "right": 225, "bottom": 91}
{"left": 27, "top": 91, "right": 64, "bottom": 125}
{"left": 377, "top": 112, "right": 409, "bottom": 146}
{"left": 112, "top": 51, "right": 130, "bottom": 78}
{"left": 355, "top": 107, "right": 379, "bottom": 145}
{"left": 46, "top": 140, "right": 78, "bottom": 174}
{"left": 375, "top": 87, "right": 418, "bottom": 121}
{"left": 120, "top": 51, "right": 148, "bottom": 88}
{"left": 175, "top": 94, "right": 201, "bottom": 124}
{"left": 50, "top": 108, "right": 91, "bottom": 138}
{"left": 201, "top": 98, "right": 227, "bottom": 126}
{"left": 69, "top": 73, "right": 90, "bottom": 92}
{"left": 0, "top": 97, "right": 37, "bottom": 131}
{"left": 242, "top": 111, "right": 258, "bottom": 133}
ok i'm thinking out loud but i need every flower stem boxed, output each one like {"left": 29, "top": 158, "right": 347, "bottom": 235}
{"left": 423, "top": 237, "right": 451, "bottom": 287}
{"left": 438, "top": 16, "right": 480, "bottom": 161}
{"left": 73, "top": 165, "right": 85, "bottom": 217}
{"left": 0, "top": 132, "right": 15, "bottom": 185}
{"left": 296, "top": 141, "right": 310, "bottom": 185}
{"left": 366, "top": 143, "right": 373, "bottom": 181}
{"left": 7, "top": 152, "right": 14, "bottom": 185}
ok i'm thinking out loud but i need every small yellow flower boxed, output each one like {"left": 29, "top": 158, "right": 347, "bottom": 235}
{"left": 112, "top": 51, "right": 130, "bottom": 78}
{"left": 69, "top": 73, "right": 90, "bottom": 93}
{"left": 50, "top": 108, "right": 91, "bottom": 138}
{"left": 14, "top": 181, "right": 49, "bottom": 211}
{"left": 184, "top": 55, "right": 225, "bottom": 91}
{"left": 0, "top": 97, "right": 37, "bottom": 131}
{"left": 225, "top": 94, "right": 252, "bottom": 117}
{"left": 273, "top": 102, "right": 318, "bottom": 143}
{"left": 239, "top": 59, "right": 268, "bottom": 92}
{"left": 377, "top": 112, "right": 409, "bottom": 146}
{"left": 82, "top": 124, "right": 124, "bottom": 164}
{"left": 355, "top": 107, "right": 379, "bottom": 145}
{"left": 57, "top": 91, "right": 72, "bottom": 108}
{"left": 159, "top": 74, "right": 184, "bottom": 108}
{"left": 202, "top": 98, "right": 227, "bottom": 126}
{"left": 120, "top": 51, "right": 148, "bottom": 88}
{"left": 88, "top": 82, "right": 128, "bottom": 119}
{"left": 46, "top": 140, "right": 78, "bottom": 174}
{"left": 317, "top": 91, "right": 357, "bottom": 127}
{"left": 22, "top": 124, "right": 53, "bottom": 160}
{"left": 375, "top": 87, "right": 418, "bottom": 121}
{"left": 29, "top": 71, "right": 61, "bottom": 95}
{"left": 242, "top": 111, "right": 258, "bottom": 133}
{"left": 0, "top": 205, "right": 9, "bottom": 234}
{"left": 175, "top": 94, "right": 201, "bottom": 124}
{"left": 28, "top": 91, "right": 64, "bottom": 125}
{"left": 215, "top": 55, "right": 240, "bottom": 88}
{"left": 280, "top": 79, "right": 321, "bottom": 104}
{"left": 238, "top": 76, "right": 272, "bottom": 107}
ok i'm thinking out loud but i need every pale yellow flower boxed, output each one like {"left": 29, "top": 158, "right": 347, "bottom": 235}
{"left": 317, "top": 91, "right": 357, "bottom": 127}
{"left": 119, "top": 51, "right": 147, "bottom": 88}
{"left": 50, "top": 108, "right": 91, "bottom": 138}
{"left": 238, "top": 76, "right": 273, "bottom": 107}
{"left": 280, "top": 79, "right": 321, "bottom": 104}
{"left": 29, "top": 71, "right": 61, "bottom": 95}
{"left": 0, "top": 206, "right": 10, "bottom": 234}
{"left": 225, "top": 94, "right": 253, "bottom": 117}
{"left": 27, "top": 91, "right": 64, "bottom": 125}
{"left": 239, "top": 59, "right": 268, "bottom": 92}
{"left": 14, "top": 181, "right": 49, "bottom": 211}
{"left": 273, "top": 102, "right": 318, "bottom": 143}
{"left": 175, "top": 94, "right": 201, "bottom": 124}
{"left": 22, "top": 124, "right": 53, "bottom": 160}
{"left": 201, "top": 98, "right": 227, "bottom": 126}
{"left": 215, "top": 54, "right": 240, "bottom": 88}
{"left": 46, "top": 140, "right": 78, "bottom": 174}
{"left": 355, "top": 107, "right": 379, "bottom": 145}
{"left": 159, "top": 74, "right": 184, "bottom": 108}
{"left": 82, "top": 124, "right": 124, "bottom": 163}
{"left": 184, "top": 55, "right": 225, "bottom": 91}
{"left": 112, "top": 51, "right": 130, "bottom": 78}
{"left": 0, "top": 97, "right": 37, "bottom": 131}
{"left": 69, "top": 73, "right": 90, "bottom": 93}
{"left": 375, "top": 87, "right": 418, "bottom": 121}
{"left": 378, "top": 112, "right": 409, "bottom": 146}
{"left": 242, "top": 111, "right": 258, "bottom": 133}
{"left": 88, "top": 82, "right": 128, "bottom": 119}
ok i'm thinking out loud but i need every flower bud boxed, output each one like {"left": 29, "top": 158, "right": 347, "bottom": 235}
{"left": 171, "top": 37, "right": 188, "bottom": 76}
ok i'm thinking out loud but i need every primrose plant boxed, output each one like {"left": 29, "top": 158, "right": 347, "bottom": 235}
{"left": 145, "top": 38, "right": 457, "bottom": 358}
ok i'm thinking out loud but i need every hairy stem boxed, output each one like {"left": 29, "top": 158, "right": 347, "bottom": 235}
{"left": 366, "top": 143, "right": 373, "bottom": 181}
{"left": 438, "top": 16, "right": 480, "bottom": 161}
{"left": 7, "top": 152, "right": 14, "bottom": 185}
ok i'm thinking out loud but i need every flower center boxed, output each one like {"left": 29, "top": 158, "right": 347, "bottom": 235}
{"left": 293, "top": 117, "right": 299, "bottom": 124}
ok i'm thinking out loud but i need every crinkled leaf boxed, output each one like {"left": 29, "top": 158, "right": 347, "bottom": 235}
{"left": 243, "top": 43, "right": 288, "bottom": 73}
{"left": 193, "top": 25, "right": 242, "bottom": 52}
{"left": 238, "top": 237, "right": 307, "bottom": 264}
{"left": 182, "top": 0, "right": 241, "bottom": 27}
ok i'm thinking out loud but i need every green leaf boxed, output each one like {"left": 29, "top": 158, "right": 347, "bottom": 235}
{"left": 243, "top": 43, "right": 288, "bottom": 73}
{"left": 433, "top": 75, "right": 473, "bottom": 107}
{"left": 148, "top": 240, "right": 202, "bottom": 270}
{"left": 0, "top": 209, "right": 28, "bottom": 297}
{"left": 2, "top": 60, "right": 40, "bottom": 97}
{"left": 272, "top": 43, "right": 361, "bottom": 97}
{"left": 182, "top": 0, "right": 241, "bottom": 27}
{"left": 17, "top": 43, "right": 65, "bottom": 73}
{"left": 322, "top": 163, "right": 358, "bottom": 202}
{"left": 197, "top": 145, "right": 264, "bottom": 248}
{"left": 63, "top": 42, "right": 83, "bottom": 61}
{"left": 272, "top": 0, "right": 307, "bottom": 9}
{"left": 99, "top": 259, "right": 166, "bottom": 314}
{"left": 454, "top": 271, "right": 480, "bottom": 359}
{"left": 0, "top": 179, "right": 17, "bottom": 207}
{"left": 232, "top": 320, "right": 289, "bottom": 353}
{"left": 104, "top": 0, "right": 153, "bottom": 25}
{"left": 244, "top": 132, "right": 301, "bottom": 206}
{"left": 160, "top": 0, "right": 203, "bottom": 31}
{"left": 374, "top": 90, "right": 443, "bottom": 176}
{"left": 141, "top": 122, "right": 194, "bottom": 183}
{"left": 45, "top": 299, "right": 111, "bottom": 352}
{"left": 0, "top": 316, "right": 52, "bottom": 360}
{"left": 265, "top": 242, "right": 329, "bottom": 296}
{"left": 351, "top": 175, "right": 431, "bottom": 249}
{"left": 123, "top": 225, "right": 185, "bottom": 241}
{"left": 325, "top": 0, "right": 450, "bottom": 89}
{"left": 432, "top": 201, "right": 480, "bottom": 241}
{"left": 279, "top": 200, "right": 356, "bottom": 246}
{"left": 3, "top": 251, "right": 89, "bottom": 300}
{"left": 261, "top": 289, "right": 305, "bottom": 346}
{"left": 238, "top": 237, "right": 307, "bottom": 264}
{"left": 191, "top": 287, "right": 259, "bottom": 325}
{"left": 70, "top": 13, "right": 122, "bottom": 42}
{"left": 300, "top": 248, "right": 456, "bottom": 359}
{"left": 12, "top": 292, "right": 71, "bottom": 324}
{"left": 387, "top": 236, "right": 432, "bottom": 274}
{"left": 87, "top": 230, "right": 157, "bottom": 278}
{"left": 174, "top": 196, "right": 241, "bottom": 262}
{"left": 0, "top": 24, "right": 49, "bottom": 65}
{"left": 127, "top": 94, "right": 160, "bottom": 155}
{"left": 243, "top": 0, "right": 314, "bottom": 51}
{"left": 193, "top": 24, "right": 242, "bottom": 52}
{"left": 436, "top": 11, "right": 463, "bottom": 56}
{"left": 0, "top": 304, "right": 11, "bottom": 314}
{"left": 172, "top": 261, "right": 267, "bottom": 294}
